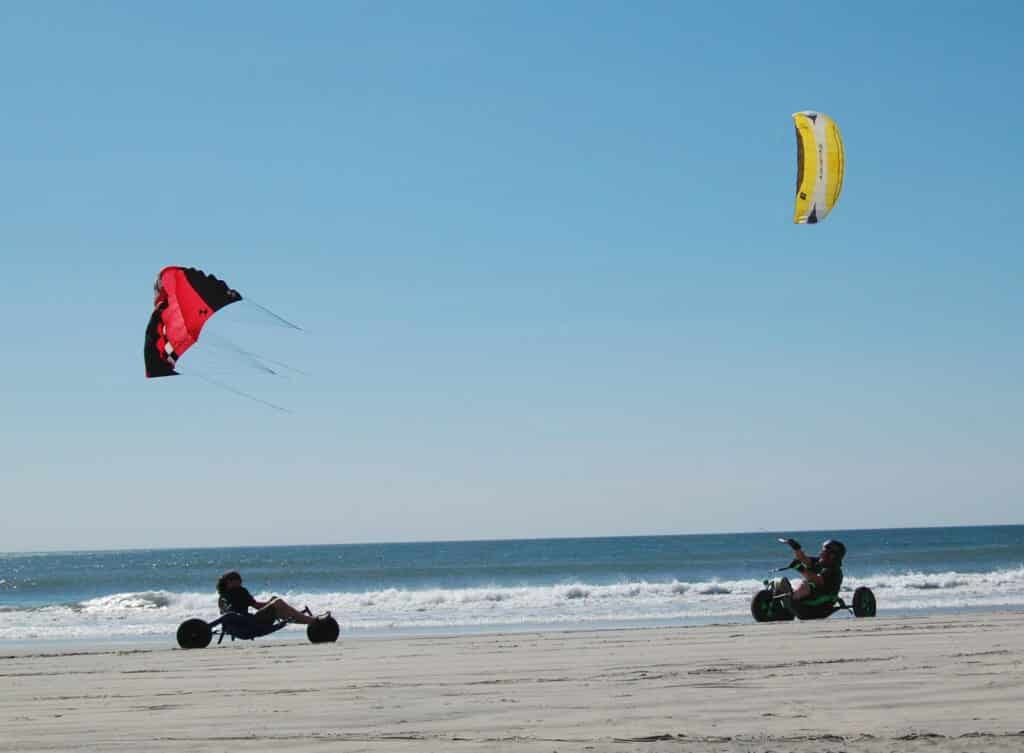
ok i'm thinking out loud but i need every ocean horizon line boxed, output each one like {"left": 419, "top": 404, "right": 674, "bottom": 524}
{"left": 4, "top": 521, "right": 1022, "bottom": 557}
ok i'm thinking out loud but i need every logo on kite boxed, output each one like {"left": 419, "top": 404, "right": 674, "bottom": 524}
{"left": 792, "top": 111, "right": 845, "bottom": 224}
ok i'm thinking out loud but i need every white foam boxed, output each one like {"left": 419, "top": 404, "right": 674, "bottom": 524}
{"left": 2, "top": 567, "right": 1024, "bottom": 642}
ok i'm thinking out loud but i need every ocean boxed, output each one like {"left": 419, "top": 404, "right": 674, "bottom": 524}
{"left": 2, "top": 526, "right": 1023, "bottom": 646}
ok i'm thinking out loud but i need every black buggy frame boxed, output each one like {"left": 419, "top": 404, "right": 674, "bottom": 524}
{"left": 176, "top": 611, "right": 338, "bottom": 648}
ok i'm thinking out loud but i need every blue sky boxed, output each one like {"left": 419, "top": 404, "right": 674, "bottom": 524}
{"left": 2, "top": 3, "right": 1022, "bottom": 551}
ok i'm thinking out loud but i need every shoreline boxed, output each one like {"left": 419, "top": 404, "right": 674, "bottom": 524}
{"left": 3, "top": 610, "right": 1023, "bottom": 752}
{"left": 4, "top": 603, "right": 1023, "bottom": 655}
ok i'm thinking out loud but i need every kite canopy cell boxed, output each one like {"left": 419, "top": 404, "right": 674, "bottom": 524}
{"left": 144, "top": 266, "right": 242, "bottom": 377}
{"left": 792, "top": 111, "right": 845, "bottom": 224}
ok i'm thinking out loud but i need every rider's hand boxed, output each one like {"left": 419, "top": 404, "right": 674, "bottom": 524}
{"left": 784, "top": 538, "right": 802, "bottom": 551}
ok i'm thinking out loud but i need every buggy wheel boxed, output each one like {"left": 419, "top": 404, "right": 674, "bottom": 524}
{"left": 177, "top": 618, "right": 213, "bottom": 649}
{"left": 307, "top": 615, "right": 340, "bottom": 644}
{"left": 751, "top": 589, "right": 775, "bottom": 622}
{"left": 852, "top": 587, "right": 876, "bottom": 618}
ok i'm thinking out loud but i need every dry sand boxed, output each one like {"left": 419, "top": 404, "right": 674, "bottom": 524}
{"left": 2, "top": 611, "right": 1023, "bottom": 752}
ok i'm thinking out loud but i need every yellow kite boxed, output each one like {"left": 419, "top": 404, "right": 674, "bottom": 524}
{"left": 792, "top": 111, "right": 844, "bottom": 224}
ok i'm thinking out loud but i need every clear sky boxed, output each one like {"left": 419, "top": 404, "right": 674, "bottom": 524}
{"left": 2, "top": 3, "right": 1022, "bottom": 551}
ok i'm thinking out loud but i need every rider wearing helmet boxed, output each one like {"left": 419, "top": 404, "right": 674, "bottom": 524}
{"left": 790, "top": 539, "right": 845, "bottom": 604}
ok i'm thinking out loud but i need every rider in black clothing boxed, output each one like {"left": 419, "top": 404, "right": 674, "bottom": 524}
{"left": 216, "top": 571, "right": 318, "bottom": 626}
{"left": 788, "top": 539, "right": 845, "bottom": 603}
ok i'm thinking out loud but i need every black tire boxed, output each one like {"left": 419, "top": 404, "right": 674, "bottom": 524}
{"left": 852, "top": 587, "right": 876, "bottom": 618}
{"left": 751, "top": 589, "right": 775, "bottom": 622}
{"left": 307, "top": 615, "right": 340, "bottom": 644}
{"left": 177, "top": 618, "right": 213, "bottom": 649}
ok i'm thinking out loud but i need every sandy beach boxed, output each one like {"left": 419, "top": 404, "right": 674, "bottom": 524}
{"left": 2, "top": 611, "right": 1023, "bottom": 753}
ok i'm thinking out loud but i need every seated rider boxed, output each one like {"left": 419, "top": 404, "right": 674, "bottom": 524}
{"left": 789, "top": 539, "right": 845, "bottom": 604}
{"left": 216, "top": 571, "right": 318, "bottom": 627}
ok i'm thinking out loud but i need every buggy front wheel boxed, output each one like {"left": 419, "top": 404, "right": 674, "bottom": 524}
{"left": 307, "top": 615, "right": 340, "bottom": 643}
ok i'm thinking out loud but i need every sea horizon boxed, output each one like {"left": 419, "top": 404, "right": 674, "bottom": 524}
{"left": 4, "top": 521, "right": 1021, "bottom": 556}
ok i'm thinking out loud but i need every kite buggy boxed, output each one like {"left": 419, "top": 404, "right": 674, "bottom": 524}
{"left": 177, "top": 570, "right": 340, "bottom": 648}
{"left": 751, "top": 538, "right": 876, "bottom": 622}
{"left": 176, "top": 610, "right": 339, "bottom": 648}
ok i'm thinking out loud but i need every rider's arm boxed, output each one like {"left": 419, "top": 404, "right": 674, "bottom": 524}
{"left": 793, "top": 550, "right": 824, "bottom": 586}
{"left": 243, "top": 588, "right": 267, "bottom": 610}
{"left": 251, "top": 594, "right": 281, "bottom": 610}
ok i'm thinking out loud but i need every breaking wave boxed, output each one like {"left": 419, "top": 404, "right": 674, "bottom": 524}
{"left": 2, "top": 567, "right": 1024, "bottom": 642}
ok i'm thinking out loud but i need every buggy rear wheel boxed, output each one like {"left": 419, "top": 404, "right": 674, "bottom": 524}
{"left": 852, "top": 586, "right": 876, "bottom": 617}
{"left": 177, "top": 618, "right": 213, "bottom": 649}
{"left": 307, "top": 615, "right": 340, "bottom": 644}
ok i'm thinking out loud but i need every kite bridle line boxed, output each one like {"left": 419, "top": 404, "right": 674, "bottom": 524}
{"left": 186, "top": 370, "right": 292, "bottom": 414}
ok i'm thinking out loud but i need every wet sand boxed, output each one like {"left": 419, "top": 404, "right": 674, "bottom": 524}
{"left": 2, "top": 611, "right": 1023, "bottom": 752}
